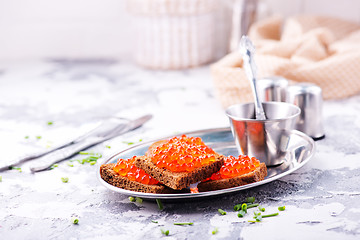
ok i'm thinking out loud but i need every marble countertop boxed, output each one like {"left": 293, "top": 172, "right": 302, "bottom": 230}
{"left": 1, "top": 60, "right": 360, "bottom": 240}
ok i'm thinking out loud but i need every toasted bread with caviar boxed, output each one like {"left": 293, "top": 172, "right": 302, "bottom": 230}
{"left": 197, "top": 162, "right": 267, "bottom": 192}
{"left": 134, "top": 154, "right": 225, "bottom": 190}
{"left": 100, "top": 163, "right": 175, "bottom": 194}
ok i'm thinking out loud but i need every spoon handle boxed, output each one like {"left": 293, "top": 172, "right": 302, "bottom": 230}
{"left": 239, "top": 36, "right": 267, "bottom": 120}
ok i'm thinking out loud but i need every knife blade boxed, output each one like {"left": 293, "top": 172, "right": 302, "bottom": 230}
{"left": 0, "top": 114, "right": 152, "bottom": 172}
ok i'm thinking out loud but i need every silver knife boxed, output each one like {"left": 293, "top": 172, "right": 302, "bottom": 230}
{"left": 0, "top": 114, "right": 152, "bottom": 172}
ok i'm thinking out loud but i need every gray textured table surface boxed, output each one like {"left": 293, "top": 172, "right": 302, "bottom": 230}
{"left": 1, "top": 60, "right": 359, "bottom": 240}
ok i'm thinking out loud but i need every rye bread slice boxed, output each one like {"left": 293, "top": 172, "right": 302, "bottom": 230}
{"left": 134, "top": 155, "right": 225, "bottom": 190}
{"left": 100, "top": 163, "right": 174, "bottom": 194}
{"left": 197, "top": 162, "right": 267, "bottom": 192}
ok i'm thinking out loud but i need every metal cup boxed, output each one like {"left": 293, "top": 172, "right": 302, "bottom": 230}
{"left": 257, "top": 76, "right": 288, "bottom": 102}
{"left": 285, "top": 83, "right": 325, "bottom": 140}
{"left": 226, "top": 102, "right": 300, "bottom": 166}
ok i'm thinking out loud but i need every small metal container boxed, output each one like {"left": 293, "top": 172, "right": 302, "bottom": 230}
{"left": 285, "top": 83, "right": 325, "bottom": 140}
{"left": 226, "top": 102, "right": 301, "bottom": 166}
{"left": 257, "top": 76, "right": 288, "bottom": 102}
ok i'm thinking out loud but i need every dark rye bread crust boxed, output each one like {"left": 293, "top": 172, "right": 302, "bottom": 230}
{"left": 134, "top": 155, "right": 225, "bottom": 190}
{"left": 197, "top": 162, "right": 267, "bottom": 192}
{"left": 100, "top": 163, "right": 174, "bottom": 194}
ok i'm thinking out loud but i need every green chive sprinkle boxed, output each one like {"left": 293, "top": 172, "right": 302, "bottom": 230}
{"left": 237, "top": 210, "right": 246, "bottom": 218}
{"left": 258, "top": 206, "right": 265, "bottom": 212}
{"left": 151, "top": 220, "right": 158, "bottom": 223}
{"left": 278, "top": 206, "right": 286, "bottom": 211}
{"left": 36, "top": 136, "right": 42, "bottom": 140}
{"left": 61, "top": 177, "right": 69, "bottom": 183}
{"left": 67, "top": 162, "right": 74, "bottom": 167}
{"left": 261, "top": 213, "right": 279, "bottom": 218}
{"left": 254, "top": 211, "right": 261, "bottom": 217}
{"left": 79, "top": 151, "right": 92, "bottom": 155}
{"left": 136, "top": 197, "right": 143, "bottom": 203}
{"left": 47, "top": 121, "right": 53, "bottom": 126}
{"left": 50, "top": 164, "right": 58, "bottom": 170}
{"left": 156, "top": 199, "right": 163, "bottom": 210}
{"left": 212, "top": 227, "right": 219, "bottom": 235}
{"left": 105, "top": 145, "right": 111, "bottom": 149}
{"left": 241, "top": 203, "right": 247, "bottom": 213}
{"left": 218, "top": 209, "right": 226, "bottom": 215}
{"left": 255, "top": 215, "right": 262, "bottom": 222}
{"left": 71, "top": 216, "right": 79, "bottom": 224}
{"left": 161, "top": 229, "right": 169, "bottom": 236}
{"left": 247, "top": 203, "right": 259, "bottom": 209}
{"left": 24, "top": 136, "right": 29, "bottom": 139}
{"left": 10, "top": 167, "right": 22, "bottom": 172}
{"left": 248, "top": 220, "right": 257, "bottom": 223}
{"left": 122, "top": 141, "right": 135, "bottom": 145}
{"left": 234, "top": 204, "right": 242, "bottom": 211}
{"left": 128, "top": 196, "right": 136, "bottom": 202}
{"left": 174, "top": 222, "right": 193, "bottom": 225}
{"left": 90, "top": 161, "right": 96, "bottom": 165}
{"left": 246, "top": 197, "right": 255, "bottom": 203}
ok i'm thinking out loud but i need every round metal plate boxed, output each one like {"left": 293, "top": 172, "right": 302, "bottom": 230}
{"left": 97, "top": 128, "right": 315, "bottom": 199}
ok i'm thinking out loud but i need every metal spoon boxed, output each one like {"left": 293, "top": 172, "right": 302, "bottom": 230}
{"left": 239, "top": 35, "right": 267, "bottom": 120}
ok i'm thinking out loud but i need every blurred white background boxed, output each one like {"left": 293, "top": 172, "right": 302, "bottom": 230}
{"left": 0, "top": 0, "right": 359, "bottom": 61}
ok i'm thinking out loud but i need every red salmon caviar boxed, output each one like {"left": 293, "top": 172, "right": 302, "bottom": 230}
{"left": 204, "top": 155, "right": 260, "bottom": 181}
{"left": 148, "top": 135, "right": 217, "bottom": 172}
{"left": 113, "top": 156, "right": 159, "bottom": 185}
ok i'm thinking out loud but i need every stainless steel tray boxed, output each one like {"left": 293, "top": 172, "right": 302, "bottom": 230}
{"left": 97, "top": 127, "right": 315, "bottom": 199}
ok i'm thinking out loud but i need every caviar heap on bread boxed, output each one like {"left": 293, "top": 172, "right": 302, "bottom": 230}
{"left": 134, "top": 135, "right": 225, "bottom": 190}
{"left": 197, "top": 155, "right": 267, "bottom": 192}
{"left": 147, "top": 135, "right": 218, "bottom": 172}
{"left": 113, "top": 156, "right": 159, "bottom": 185}
{"left": 100, "top": 157, "right": 175, "bottom": 194}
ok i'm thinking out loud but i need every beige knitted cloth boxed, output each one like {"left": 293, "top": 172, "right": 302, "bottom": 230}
{"left": 212, "top": 15, "right": 360, "bottom": 108}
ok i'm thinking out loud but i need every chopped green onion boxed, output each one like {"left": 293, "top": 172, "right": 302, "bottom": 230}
{"left": 234, "top": 203, "right": 242, "bottom": 211}
{"left": 50, "top": 164, "right": 58, "bottom": 170}
{"left": 174, "top": 222, "right": 193, "bottom": 225}
{"left": 0, "top": 175, "right": 2, "bottom": 182}
{"left": 24, "top": 136, "right": 29, "bottom": 139}
{"left": 79, "top": 151, "right": 92, "bottom": 155}
{"left": 151, "top": 220, "right": 158, "bottom": 223}
{"left": 241, "top": 203, "right": 247, "bottom": 213}
{"left": 248, "top": 220, "right": 257, "bottom": 223}
{"left": 237, "top": 210, "right": 246, "bottom": 218}
{"left": 67, "top": 162, "right": 74, "bottom": 167}
{"left": 136, "top": 197, "right": 143, "bottom": 203}
{"left": 36, "top": 136, "right": 42, "bottom": 140}
{"left": 122, "top": 141, "right": 135, "bottom": 145}
{"left": 160, "top": 229, "right": 169, "bottom": 236}
{"left": 255, "top": 215, "right": 262, "bottom": 222}
{"left": 156, "top": 199, "right": 163, "bottom": 210}
{"left": 70, "top": 216, "right": 79, "bottom": 224}
{"left": 61, "top": 177, "right": 69, "bottom": 183}
{"left": 128, "top": 196, "right": 136, "bottom": 202}
{"left": 218, "top": 209, "right": 226, "bottom": 215}
{"left": 278, "top": 206, "right": 286, "bottom": 211}
{"left": 90, "top": 161, "right": 96, "bottom": 166}
{"left": 47, "top": 121, "right": 53, "bottom": 126}
{"left": 254, "top": 211, "right": 261, "bottom": 217}
{"left": 10, "top": 167, "right": 22, "bottom": 172}
{"left": 262, "top": 213, "right": 279, "bottom": 218}
{"left": 258, "top": 206, "right": 265, "bottom": 212}
{"left": 212, "top": 227, "right": 219, "bottom": 235}
{"left": 246, "top": 197, "right": 255, "bottom": 203}
{"left": 247, "top": 203, "right": 259, "bottom": 209}
{"left": 105, "top": 145, "right": 111, "bottom": 149}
